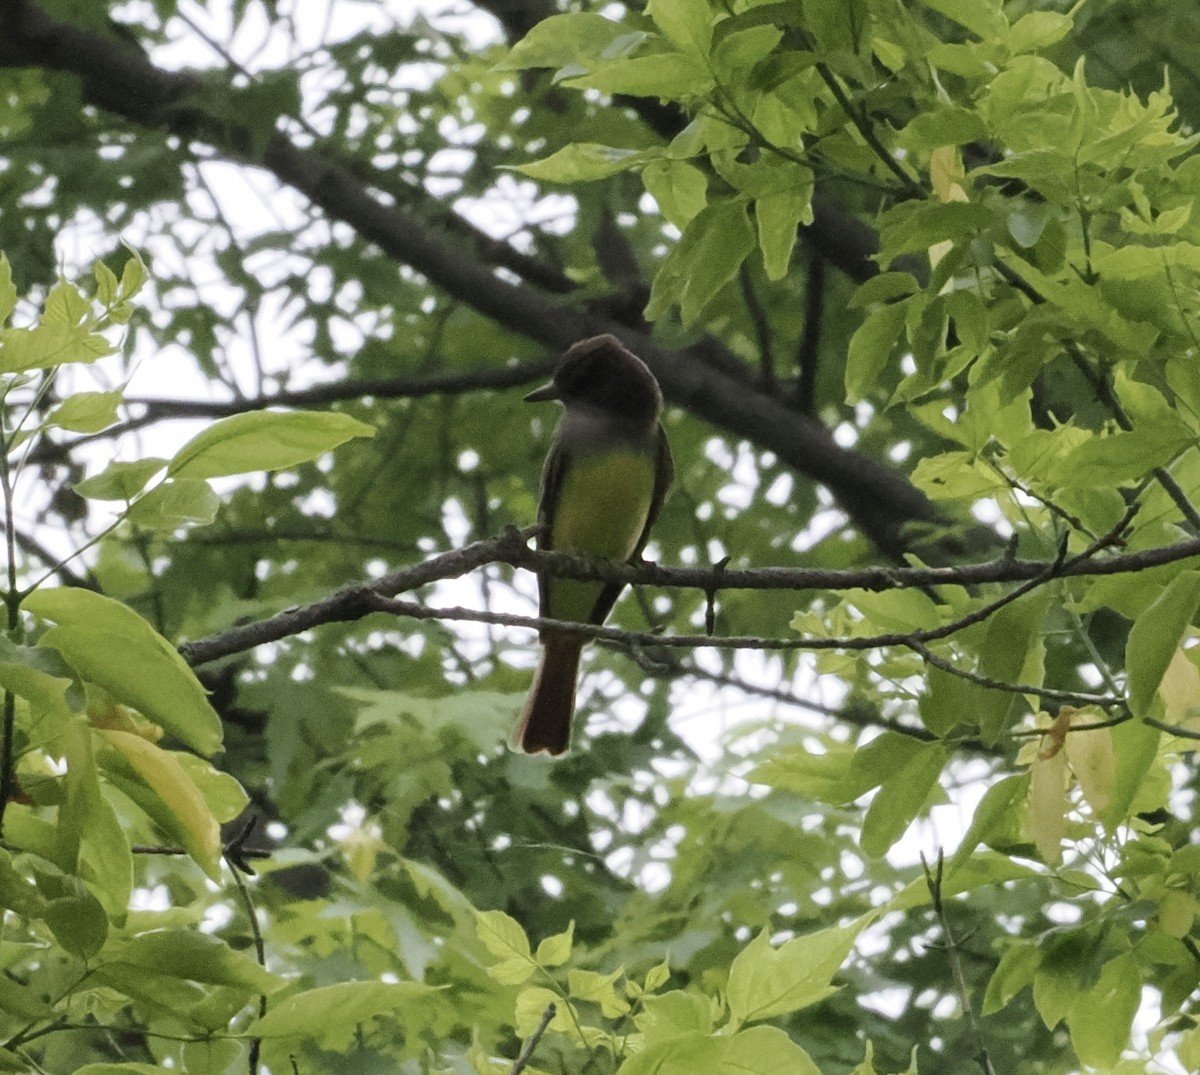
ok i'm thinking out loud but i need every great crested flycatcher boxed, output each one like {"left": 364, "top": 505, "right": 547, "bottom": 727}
{"left": 516, "top": 335, "right": 673, "bottom": 755}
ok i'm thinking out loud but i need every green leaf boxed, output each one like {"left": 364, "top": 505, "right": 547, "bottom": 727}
{"left": 616, "top": 1032, "right": 712, "bottom": 1074}
{"left": 168, "top": 410, "right": 375, "bottom": 480}
{"left": 1126, "top": 571, "right": 1200, "bottom": 718}
{"left": 79, "top": 794, "right": 133, "bottom": 921}
{"left": 860, "top": 741, "right": 948, "bottom": 857}
{"left": 850, "top": 272, "right": 919, "bottom": 308}
{"left": 1058, "top": 426, "right": 1194, "bottom": 487}
{"left": 755, "top": 179, "right": 813, "bottom": 281}
{"left": 646, "top": 0, "right": 713, "bottom": 55}
{"left": 635, "top": 990, "right": 712, "bottom": 1037}
{"left": 43, "top": 883, "right": 107, "bottom": 958}
{"left": 181, "top": 1040, "right": 245, "bottom": 1074}
{"left": 919, "top": 661, "right": 976, "bottom": 737}
{"left": 1006, "top": 11, "right": 1073, "bottom": 54}
{"left": 126, "top": 478, "right": 219, "bottom": 530}
{"left": 535, "top": 920, "right": 574, "bottom": 967}
{"left": 250, "top": 981, "right": 433, "bottom": 1038}
{"left": 843, "top": 732, "right": 929, "bottom": 800}
{"left": 1032, "top": 925, "right": 1110, "bottom": 1031}
{"left": 176, "top": 753, "right": 250, "bottom": 824}
{"left": 0, "top": 277, "right": 110, "bottom": 371}
{"left": 563, "top": 51, "right": 713, "bottom": 98}
{"left": 1066, "top": 953, "right": 1141, "bottom": 1068}
{"left": 494, "top": 13, "right": 634, "bottom": 72}
{"left": 912, "top": 451, "right": 1007, "bottom": 501}
{"left": 0, "top": 847, "right": 49, "bottom": 918}
{"left": 568, "top": 967, "right": 630, "bottom": 1017}
{"left": 806, "top": 0, "right": 867, "bottom": 54}
{"left": 726, "top": 913, "right": 876, "bottom": 1025}
{"left": 714, "top": 25, "right": 783, "bottom": 77}
{"left": 899, "top": 107, "right": 987, "bottom": 152}
{"left": 920, "top": 0, "right": 1006, "bottom": 40}
{"left": 475, "top": 908, "right": 536, "bottom": 984}
{"left": 93, "top": 259, "right": 120, "bottom": 306}
{"left": 646, "top": 198, "right": 755, "bottom": 324}
{"left": 23, "top": 587, "right": 222, "bottom": 755}
{"left": 723, "top": 1025, "right": 821, "bottom": 1075}
{"left": 47, "top": 390, "right": 123, "bottom": 433}
{"left": 56, "top": 718, "right": 101, "bottom": 873}
{"left": 106, "top": 929, "right": 280, "bottom": 993}
{"left": 982, "top": 942, "right": 1039, "bottom": 1015}
{"left": 976, "top": 592, "right": 1048, "bottom": 743}
{"left": 515, "top": 143, "right": 660, "bottom": 182}
{"left": 891, "top": 850, "right": 1041, "bottom": 910}
{"left": 748, "top": 740, "right": 860, "bottom": 803}
{"left": 949, "top": 773, "right": 1029, "bottom": 872}
{"left": 644, "top": 959, "right": 671, "bottom": 993}
{"left": 0, "top": 639, "right": 75, "bottom": 734}
{"left": 620, "top": 1028, "right": 818, "bottom": 1075}
{"left": 74, "top": 458, "right": 168, "bottom": 500}
{"left": 117, "top": 245, "right": 146, "bottom": 300}
{"left": 0, "top": 969, "right": 54, "bottom": 1023}
{"left": 514, "top": 986, "right": 570, "bottom": 1037}
{"left": 0, "top": 254, "right": 17, "bottom": 327}
{"left": 877, "top": 200, "right": 994, "bottom": 264}
{"left": 845, "top": 302, "right": 907, "bottom": 403}
{"left": 75, "top": 1065, "right": 167, "bottom": 1075}
{"left": 643, "top": 158, "right": 708, "bottom": 228}
{"left": 847, "top": 1041, "right": 880, "bottom": 1075}
{"left": 1100, "top": 716, "right": 1162, "bottom": 828}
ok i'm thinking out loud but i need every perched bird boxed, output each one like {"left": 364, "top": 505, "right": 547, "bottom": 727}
{"left": 516, "top": 335, "right": 673, "bottom": 755}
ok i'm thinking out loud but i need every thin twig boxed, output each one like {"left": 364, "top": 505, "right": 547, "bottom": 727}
{"left": 362, "top": 597, "right": 1126, "bottom": 710}
{"left": 1143, "top": 714, "right": 1200, "bottom": 741}
{"left": 738, "top": 265, "right": 775, "bottom": 389}
{"left": 225, "top": 818, "right": 268, "bottom": 1075}
{"left": 1066, "top": 345, "right": 1200, "bottom": 532}
{"left": 815, "top": 62, "right": 925, "bottom": 197}
{"left": 908, "top": 641, "right": 1119, "bottom": 708}
{"left": 510, "top": 1003, "right": 556, "bottom": 1075}
{"left": 921, "top": 852, "right": 999, "bottom": 1075}
{"left": 0, "top": 403, "right": 20, "bottom": 839}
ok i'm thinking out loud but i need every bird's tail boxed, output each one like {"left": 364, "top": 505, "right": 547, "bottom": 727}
{"left": 515, "top": 637, "right": 584, "bottom": 755}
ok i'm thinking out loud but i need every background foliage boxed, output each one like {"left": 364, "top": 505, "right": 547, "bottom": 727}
{"left": 1, "top": 0, "right": 1200, "bottom": 1071}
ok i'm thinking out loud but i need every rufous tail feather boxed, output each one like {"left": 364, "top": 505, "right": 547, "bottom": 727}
{"left": 516, "top": 638, "right": 583, "bottom": 755}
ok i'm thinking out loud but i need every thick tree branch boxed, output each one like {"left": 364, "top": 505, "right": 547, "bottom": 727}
{"left": 0, "top": 0, "right": 957, "bottom": 560}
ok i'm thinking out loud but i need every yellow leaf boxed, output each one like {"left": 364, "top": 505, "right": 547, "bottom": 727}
{"left": 1063, "top": 712, "right": 1115, "bottom": 817}
{"left": 1158, "top": 648, "right": 1200, "bottom": 730}
{"left": 98, "top": 728, "right": 221, "bottom": 878}
{"left": 1028, "top": 748, "right": 1067, "bottom": 865}
{"left": 930, "top": 145, "right": 969, "bottom": 203}
{"left": 929, "top": 146, "right": 969, "bottom": 270}
{"left": 339, "top": 819, "right": 383, "bottom": 883}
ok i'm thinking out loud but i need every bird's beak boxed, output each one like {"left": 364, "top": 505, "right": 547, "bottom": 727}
{"left": 524, "top": 381, "right": 560, "bottom": 403}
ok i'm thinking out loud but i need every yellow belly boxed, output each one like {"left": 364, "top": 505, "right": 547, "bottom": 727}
{"left": 547, "top": 449, "right": 656, "bottom": 624}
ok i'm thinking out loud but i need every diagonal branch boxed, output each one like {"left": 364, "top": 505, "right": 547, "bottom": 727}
{"left": 0, "top": 0, "right": 961, "bottom": 560}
